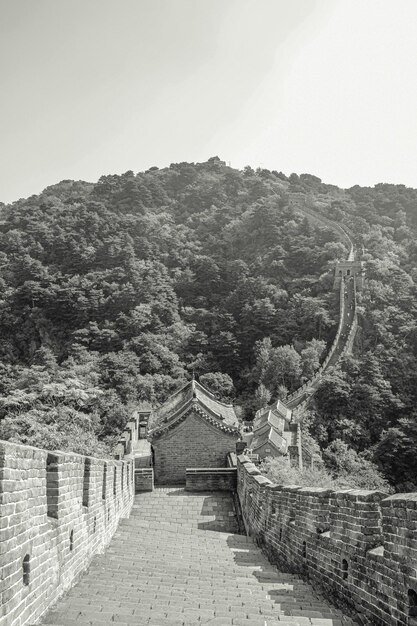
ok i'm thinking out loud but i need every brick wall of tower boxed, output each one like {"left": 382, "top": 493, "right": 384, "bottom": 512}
{"left": 151, "top": 410, "right": 238, "bottom": 484}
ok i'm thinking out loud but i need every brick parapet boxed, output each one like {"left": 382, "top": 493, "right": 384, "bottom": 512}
{"left": 134, "top": 468, "right": 154, "bottom": 492}
{"left": 114, "top": 413, "right": 139, "bottom": 459}
{"left": 0, "top": 440, "right": 134, "bottom": 626}
{"left": 237, "top": 455, "right": 417, "bottom": 626}
{"left": 185, "top": 467, "right": 237, "bottom": 491}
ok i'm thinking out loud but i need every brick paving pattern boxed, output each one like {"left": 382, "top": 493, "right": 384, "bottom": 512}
{"left": 38, "top": 487, "right": 356, "bottom": 626}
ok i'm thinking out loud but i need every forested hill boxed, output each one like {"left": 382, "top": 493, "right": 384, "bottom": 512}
{"left": 1, "top": 157, "right": 417, "bottom": 490}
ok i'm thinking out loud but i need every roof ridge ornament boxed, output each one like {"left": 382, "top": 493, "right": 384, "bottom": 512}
{"left": 191, "top": 372, "right": 197, "bottom": 398}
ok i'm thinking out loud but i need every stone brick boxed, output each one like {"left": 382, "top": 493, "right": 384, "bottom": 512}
{"left": 35, "top": 487, "right": 353, "bottom": 626}
{"left": 0, "top": 439, "right": 134, "bottom": 626}
{"left": 134, "top": 468, "right": 154, "bottom": 492}
{"left": 237, "top": 455, "right": 417, "bottom": 626}
{"left": 185, "top": 467, "right": 237, "bottom": 491}
{"left": 152, "top": 410, "right": 237, "bottom": 484}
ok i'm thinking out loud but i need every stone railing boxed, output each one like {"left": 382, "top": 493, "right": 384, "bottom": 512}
{"left": 134, "top": 467, "right": 154, "bottom": 492}
{"left": 0, "top": 440, "right": 134, "bottom": 626}
{"left": 185, "top": 467, "right": 237, "bottom": 491}
{"left": 237, "top": 454, "right": 417, "bottom": 626}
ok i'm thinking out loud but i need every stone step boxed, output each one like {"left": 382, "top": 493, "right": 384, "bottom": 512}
{"left": 38, "top": 488, "right": 356, "bottom": 626}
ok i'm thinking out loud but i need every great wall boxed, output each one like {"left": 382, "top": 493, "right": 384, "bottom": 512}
{"left": 0, "top": 441, "right": 135, "bottom": 626}
{"left": 286, "top": 200, "right": 363, "bottom": 419}
{"left": 1, "top": 201, "right": 417, "bottom": 626}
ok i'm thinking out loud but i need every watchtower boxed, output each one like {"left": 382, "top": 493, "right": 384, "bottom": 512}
{"left": 333, "top": 260, "right": 365, "bottom": 290}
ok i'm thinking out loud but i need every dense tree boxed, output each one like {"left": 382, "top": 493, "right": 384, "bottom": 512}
{"left": 373, "top": 417, "right": 417, "bottom": 491}
{"left": 323, "top": 439, "right": 390, "bottom": 491}
{"left": 198, "top": 372, "right": 235, "bottom": 401}
{"left": 0, "top": 160, "right": 416, "bottom": 489}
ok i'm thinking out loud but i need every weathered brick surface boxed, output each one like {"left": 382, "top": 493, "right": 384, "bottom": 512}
{"left": 152, "top": 410, "right": 237, "bottom": 484}
{"left": 0, "top": 440, "right": 134, "bottom": 626}
{"left": 186, "top": 467, "right": 237, "bottom": 491}
{"left": 37, "top": 487, "right": 355, "bottom": 626}
{"left": 4, "top": 439, "right": 417, "bottom": 626}
{"left": 237, "top": 455, "right": 417, "bottom": 626}
{"left": 134, "top": 468, "right": 154, "bottom": 492}
{"left": 114, "top": 414, "right": 140, "bottom": 459}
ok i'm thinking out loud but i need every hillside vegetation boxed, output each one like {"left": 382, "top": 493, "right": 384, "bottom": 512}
{"left": 1, "top": 158, "right": 416, "bottom": 490}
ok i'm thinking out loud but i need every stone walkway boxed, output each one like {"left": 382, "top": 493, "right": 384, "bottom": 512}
{"left": 39, "top": 488, "right": 356, "bottom": 626}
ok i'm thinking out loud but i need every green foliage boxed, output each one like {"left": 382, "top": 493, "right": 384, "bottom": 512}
{"left": 373, "top": 416, "right": 417, "bottom": 491}
{"left": 261, "top": 449, "right": 390, "bottom": 492}
{"left": 260, "top": 456, "right": 337, "bottom": 489}
{"left": 0, "top": 354, "right": 116, "bottom": 456}
{"left": 198, "top": 372, "right": 235, "bottom": 401}
{"left": 0, "top": 162, "right": 346, "bottom": 456}
{"left": 323, "top": 439, "right": 391, "bottom": 492}
{"left": 0, "top": 162, "right": 417, "bottom": 484}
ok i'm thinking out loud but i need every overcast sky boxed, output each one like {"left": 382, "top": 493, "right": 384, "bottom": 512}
{"left": 1, "top": 0, "right": 417, "bottom": 203}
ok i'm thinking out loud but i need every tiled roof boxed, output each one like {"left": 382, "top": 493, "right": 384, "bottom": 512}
{"left": 252, "top": 422, "right": 271, "bottom": 438}
{"left": 254, "top": 400, "right": 292, "bottom": 429}
{"left": 274, "top": 399, "right": 292, "bottom": 420}
{"left": 152, "top": 382, "right": 192, "bottom": 422}
{"left": 253, "top": 407, "right": 270, "bottom": 429}
{"left": 147, "top": 379, "right": 240, "bottom": 440}
{"left": 253, "top": 408, "right": 287, "bottom": 434}
{"left": 269, "top": 427, "right": 288, "bottom": 453}
{"left": 250, "top": 426, "right": 287, "bottom": 454}
{"left": 193, "top": 381, "right": 238, "bottom": 426}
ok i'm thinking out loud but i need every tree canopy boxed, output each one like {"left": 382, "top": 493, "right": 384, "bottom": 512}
{"left": 1, "top": 159, "right": 417, "bottom": 490}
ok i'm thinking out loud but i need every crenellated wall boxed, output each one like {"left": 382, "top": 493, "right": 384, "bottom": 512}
{"left": 237, "top": 455, "right": 417, "bottom": 626}
{"left": 114, "top": 411, "right": 140, "bottom": 459}
{"left": 0, "top": 440, "right": 135, "bottom": 626}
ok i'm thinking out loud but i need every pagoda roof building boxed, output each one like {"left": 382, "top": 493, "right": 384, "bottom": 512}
{"left": 245, "top": 398, "right": 299, "bottom": 461}
{"left": 250, "top": 422, "right": 288, "bottom": 456}
{"left": 148, "top": 379, "right": 240, "bottom": 441}
{"left": 147, "top": 379, "right": 240, "bottom": 484}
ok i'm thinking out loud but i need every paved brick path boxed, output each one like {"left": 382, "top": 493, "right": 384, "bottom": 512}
{"left": 39, "top": 488, "right": 356, "bottom": 626}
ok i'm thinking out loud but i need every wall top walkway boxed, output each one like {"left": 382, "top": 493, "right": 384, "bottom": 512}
{"left": 37, "top": 486, "right": 356, "bottom": 626}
